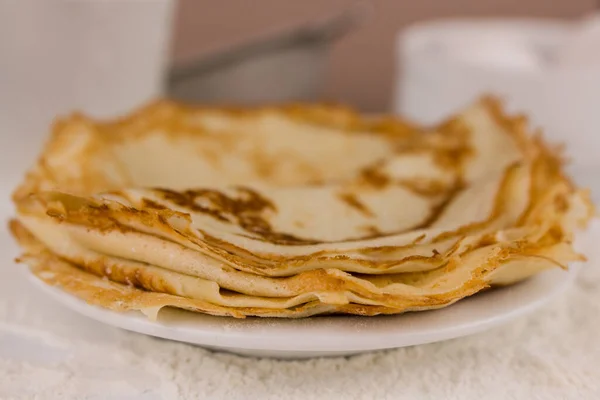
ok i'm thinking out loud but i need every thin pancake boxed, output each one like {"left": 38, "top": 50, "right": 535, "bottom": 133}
{"left": 10, "top": 97, "right": 594, "bottom": 319}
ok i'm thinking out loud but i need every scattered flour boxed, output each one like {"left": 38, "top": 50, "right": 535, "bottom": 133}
{"left": 1, "top": 230, "right": 600, "bottom": 399}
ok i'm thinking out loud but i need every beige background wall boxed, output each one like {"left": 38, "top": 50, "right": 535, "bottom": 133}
{"left": 172, "top": 0, "right": 596, "bottom": 111}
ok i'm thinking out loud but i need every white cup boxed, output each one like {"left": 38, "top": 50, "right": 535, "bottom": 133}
{"left": 394, "top": 18, "right": 600, "bottom": 168}
{"left": 0, "top": 0, "right": 174, "bottom": 186}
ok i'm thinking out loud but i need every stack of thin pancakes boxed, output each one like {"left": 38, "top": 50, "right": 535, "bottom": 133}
{"left": 10, "top": 97, "right": 594, "bottom": 319}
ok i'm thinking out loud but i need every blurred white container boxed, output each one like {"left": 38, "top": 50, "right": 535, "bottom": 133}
{"left": 394, "top": 18, "right": 600, "bottom": 167}
{"left": 0, "top": 0, "right": 174, "bottom": 184}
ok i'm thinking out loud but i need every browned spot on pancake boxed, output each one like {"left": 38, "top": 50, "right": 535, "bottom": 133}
{"left": 253, "top": 153, "right": 277, "bottom": 180}
{"left": 338, "top": 193, "right": 374, "bottom": 217}
{"left": 141, "top": 198, "right": 168, "bottom": 210}
{"left": 361, "top": 225, "right": 381, "bottom": 235}
{"left": 294, "top": 220, "right": 306, "bottom": 228}
{"left": 155, "top": 187, "right": 272, "bottom": 218}
{"left": 223, "top": 232, "right": 322, "bottom": 245}
{"left": 154, "top": 187, "right": 321, "bottom": 245}
{"left": 196, "top": 145, "right": 222, "bottom": 168}
{"left": 434, "top": 117, "right": 473, "bottom": 170}
{"left": 360, "top": 165, "right": 390, "bottom": 188}
{"left": 554, "top": 193, "right": 569, "bottom": 213}
{"left": 363, "top": 117, "right": 417, "bottom": 139}
{"left": 396, "top": 179, "right": 453, "bottom": 197}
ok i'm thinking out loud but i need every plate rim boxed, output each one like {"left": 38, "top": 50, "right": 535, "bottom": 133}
{"left": 25, "top": 265, "right": 579, "bottom": 353}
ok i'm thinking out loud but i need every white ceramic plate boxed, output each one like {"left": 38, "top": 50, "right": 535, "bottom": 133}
{"left": 27, "top": 263, "right": 580, "bottom": 359}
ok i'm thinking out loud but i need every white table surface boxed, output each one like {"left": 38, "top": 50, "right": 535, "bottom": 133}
{"left": 1, "top": 170, "right": 600, "bottom": 400}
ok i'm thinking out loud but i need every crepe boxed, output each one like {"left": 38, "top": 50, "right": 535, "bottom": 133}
{"left": 10, "top": 97, "right": 594, "bottom": 319}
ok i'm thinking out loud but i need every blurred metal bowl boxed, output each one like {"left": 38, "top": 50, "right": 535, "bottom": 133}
{"left": 167, "top": 4, "right": 369, "bottom": 104}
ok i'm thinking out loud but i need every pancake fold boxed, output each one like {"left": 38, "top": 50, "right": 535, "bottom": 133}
{"left": 10, "top": 97, "right": 594, "bottom": 318}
